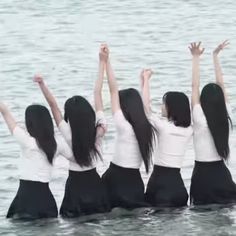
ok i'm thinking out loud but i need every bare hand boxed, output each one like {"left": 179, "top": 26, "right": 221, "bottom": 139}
{"left": 189, "top": 42, "right": 205, "bottom": 57}
{"left": 213, "top": 40, "right": 229, "bottom": 56}
{"left": 99, "top": 44, "right": 109, "bottom": 62}
{"left": 33, "top": 74, "right": 44, "bottom": 84}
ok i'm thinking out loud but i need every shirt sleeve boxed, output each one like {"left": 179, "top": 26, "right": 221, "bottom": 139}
{"left": 12, "top": 126, "right": 31, "bottom": 148}
{"left": 55, "top": 136, "right": 74, "bottom": 162}
{"left": 113, "top": 109, "right": 128, "bottom": 130}
{"left": 148, "top": 113, "right": 162, "bottom": 131}
{"left": 58, "top": 120, "right": 72, "bottom": 144}
{"left": 95, "top": 111, "right": 107, "bottom": 150}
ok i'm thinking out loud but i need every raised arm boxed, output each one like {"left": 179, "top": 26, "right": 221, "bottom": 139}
{"left": 0, "top": 102, "right": 17, "bottom": 134}
{"left": 105, "top": 46, "right": 121, "bottom": 114}
{"left": 140, "top": 69, "right": 153, "bottom": 114}
{"left": 34, "top": 75, "right": 63, "bottom": 126}
{"left": 189, "top": 42, "right": 205, "bottom": 108}
{"left": 213, "top": 40, "right": 230, "bottom": 103}
{"left": 94, "top": 44, "right": 107, "bottom": 112}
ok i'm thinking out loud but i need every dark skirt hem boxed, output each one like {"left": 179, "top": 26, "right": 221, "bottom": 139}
{"left": 7, "top": 179, "right": 58, "bottom": 220}
{"left": 60, "top": 168, "right": 110, "bottom": 218}
{"left": 190, "top": 160, "right": 236, "bottom": 205}
{"left": 102, "top": 162, "right": 149, "bottom": 209}
{"left": 145, "top": 165, "right": 188, "bottom": 207}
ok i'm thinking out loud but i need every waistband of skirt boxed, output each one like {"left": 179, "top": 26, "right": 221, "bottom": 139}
{"left": 194, "top": 160, "right": 224, "bottom": 167}
{"left": 153, "top": 165, "right": 181, "bottom": 172}
{"left": 69, "top": 168, "right": 97, "bottom": 177}
{"left": 110, "top": 162, "right": 140, "bottom": 173}
{"left": 19, "top": 179, "right": 49, "bottom": 186}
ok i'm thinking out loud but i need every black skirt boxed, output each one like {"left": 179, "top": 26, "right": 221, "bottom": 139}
{"left": 102, "top": 162, "right": 148, "bottom": 209}
{"left": 190, "top": 160, "right": 236, "bottom": 205}
{"left": 60, "top": 168, "right": 110, "bottom": 218}
{"left": 7, "top": 180, "right": 58, "bottom": 219}
{"left": 145, "top": 165, "right": 188, "bottom": 207}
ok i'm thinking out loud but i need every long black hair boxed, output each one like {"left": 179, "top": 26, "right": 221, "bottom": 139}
{"left": 200, "top": 83, "right": 232, "bottom": 160}
{"left": 163, "top": 92, "right": 191, "bottom": 128}
{"left": 64, "top": 96, "right": 100, "bottom": 167}
{"left": 25, "top": 105, "right": 57, "bottom": 164}
{"left": 119, "top": 88, "right": 156, "bottom": 173}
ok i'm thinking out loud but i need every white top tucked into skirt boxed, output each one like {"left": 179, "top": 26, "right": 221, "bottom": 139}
{"left": 151, "top": 115, "right": 193, "bottom": 168}
{"left": 58, "top": 110, "right": 107, "bottom": 171}
{"left": 112, "top": 110, "right": 143, "bottom": 169}
{"left": 13, "top": 126, "right": 73, "bottom": 183}
{"left": 193, "top": 103, "right": 232, "bottom": 162}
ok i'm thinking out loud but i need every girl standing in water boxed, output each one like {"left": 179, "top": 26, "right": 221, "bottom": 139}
{"left": 189, "top": 41, "right": 236, "bottom": 205}
{"left": 142, "top": 69, "right": 192, "bottom": 207}
{"left": 34, "top": 45, "right": 110, "bottom": 217}
{"left": 101, "top": 45, "right": 156, "bottom": 209}
{"left": 0, "top": 103, "right": 72, "bottom": 219}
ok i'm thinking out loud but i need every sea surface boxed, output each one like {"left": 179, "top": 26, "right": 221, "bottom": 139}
{"left": 1, "top": 0, "right": 236, "bottom": 235}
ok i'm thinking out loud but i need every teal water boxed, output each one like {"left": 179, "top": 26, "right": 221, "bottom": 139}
{"left": 1, "top": 0, "right": 236, "bottom": 235}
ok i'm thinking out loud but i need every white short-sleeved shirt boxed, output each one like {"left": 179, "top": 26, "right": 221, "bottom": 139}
{"left": 58, "top": 110, "right": 107, "bottom": 171}
{"left": 112, "top": 110, "right": 143, "bottom": 169}
{"left": 192, "top": 103, "right": 232, "bottom": 162}
{"left": 151, "top": 115, "right": 193, "bottom": 168}
{"left": 13, "top": 126, "right": 73, "bottom": 183}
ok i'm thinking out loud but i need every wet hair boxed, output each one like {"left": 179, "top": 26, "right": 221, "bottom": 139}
{"left": 163, "top": 92, "right": 191, "bottom": 128}
{"left": 64, "top": 96, "right": 100, "bottom": 167}
{"left": 200, "top": 83, "right": 232, "bottom": 160}
{"left": 25, "top": 105, "right": 57, "bottom": 164}
{"left": 119, "top": 88, "right": 156, "bottom": 173}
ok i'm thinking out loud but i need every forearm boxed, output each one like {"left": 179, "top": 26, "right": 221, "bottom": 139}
{"left": 94, "top": 61, "right": 105, "bottom": 111}
{"left": 213, "top": 55, "right": 228, "bottom": 101}
{"left": 0, "top": 107, "right": 17, "bottom": 134}
{"left": 106, "top": 60, "right": 118, "bottom": 94}
{"left": 37, "top": 81, "right": 63, "bottom": 126}
{"left": 142, "top": 80, "right": 151, "bottom": 114}
{"left": 106, "top": 59, "right": 120, "bottom": 113}
{"left": 192, "top": 56, "right": 200, "bottom": 88}
{"left": 38, "top": 81, "right": 58, "bottom": 109}
{"left": 213, "top": 55, "right": 224, "bottom": 86}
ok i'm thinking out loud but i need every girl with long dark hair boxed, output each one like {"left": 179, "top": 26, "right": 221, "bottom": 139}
{"left": 0, "top": 103, "right": 72, "bottom": 219}
{"left": 34, "top": 45, "right": 110, "bottom": 217}
{"left": 189, "top": 41, "right": 236, "bottom": 205}
{"left": 101, "top": 46, "right": 156, "bottom": 209}
{"left": 142, "top": 69, "right": 192, "bottom": 207}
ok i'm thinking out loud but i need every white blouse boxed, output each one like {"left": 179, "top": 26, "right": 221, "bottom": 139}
{"left": 58, "top": 110, "right": 107, "bottom": 171}
{"left": 151, "top": 115, "right": 193, "bottom": 168}
{"left": 13, "top": 126, "right": 73, "bottom": 183}
{"left": 112, "top": 110, "right": 143, "bottom": 169}
{"left": 193, "top": 103, "right": 232, "bottom": 162}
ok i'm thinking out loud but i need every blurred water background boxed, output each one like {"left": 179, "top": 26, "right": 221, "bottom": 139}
{"left": 1, "top": 0, "right": 236, "bottom": 235}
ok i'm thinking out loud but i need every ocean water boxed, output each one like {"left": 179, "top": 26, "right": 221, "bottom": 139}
{"left": 1, "top": 0, "right": 236, "bottom": 235}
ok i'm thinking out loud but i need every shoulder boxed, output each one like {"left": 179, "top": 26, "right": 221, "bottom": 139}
{"left": 113, "top": 109, "right": 127, "bottom": 123}
{"left": 12, "top": 125, "right": 34, "bottom": 147}
{"left": 149, "top": 113, "right": 166, "bottom": 130}
{"left": 192, "top": 103, "right": 206, "bottom": 125}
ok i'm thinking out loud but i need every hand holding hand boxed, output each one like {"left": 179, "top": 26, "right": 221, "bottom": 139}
{"left": 189, "top": 42, "right": 205, "bottom": 57}
{"left": 99, "top": 44, "right": 109, "bottom": 62}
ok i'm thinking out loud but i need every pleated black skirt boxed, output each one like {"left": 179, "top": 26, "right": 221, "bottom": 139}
{"left": 145, "top": 165, "right": 188, "bottom": 207}
{"left": 60, "top": 168, "right": 110, "bottom": 218}
{"left": 102, "top": 162, "right": 148, "bottom": 209}
{"left": 190, "top": 160, "right": 236, "bottom": 205}
{"left": 7, "top": 180, "right": 58, "bottom": 219}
